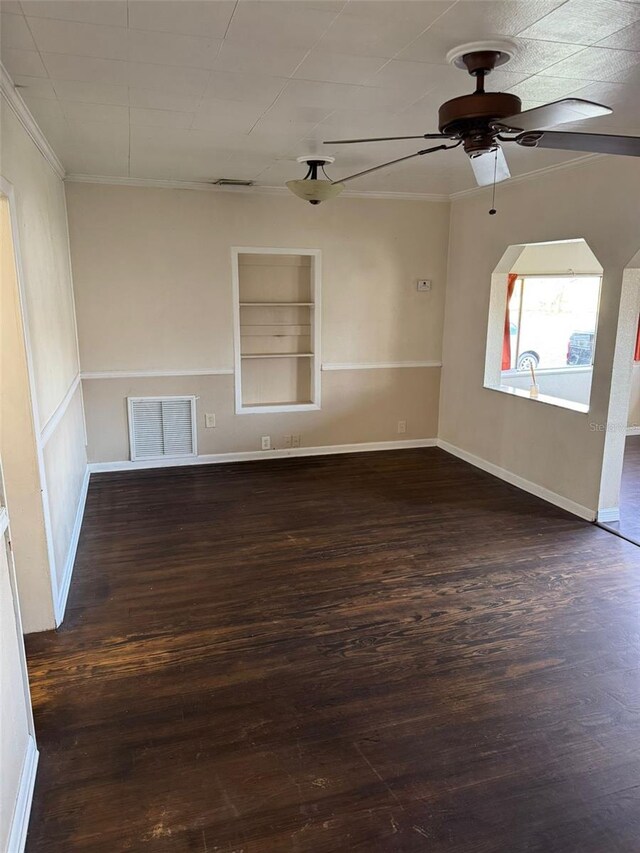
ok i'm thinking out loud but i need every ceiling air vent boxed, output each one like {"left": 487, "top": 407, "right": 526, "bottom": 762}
{"left": 212, "top": 178, "right": 254, "bottom": 186}
{"left": 127, "top": 397, "right": 197, "bottom": 462}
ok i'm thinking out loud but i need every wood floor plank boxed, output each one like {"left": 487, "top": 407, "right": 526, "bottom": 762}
{"left": 24, "top": 449, "right": 640, "bottom": 851}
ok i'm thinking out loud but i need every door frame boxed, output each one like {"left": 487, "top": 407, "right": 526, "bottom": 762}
{"left": 1, "top": 176, "right": 59, "bottom": 619}
{"left": 1, "top": 468, "right": 39, "bottom": 853}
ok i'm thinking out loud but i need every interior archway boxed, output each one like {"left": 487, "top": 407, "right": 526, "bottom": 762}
{"left": 598, "top": 250, "right": 640, "bottom": 527}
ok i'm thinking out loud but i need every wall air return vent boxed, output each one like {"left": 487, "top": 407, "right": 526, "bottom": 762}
{"left": 127, "top": 396, "right": 197, "bottom": 461}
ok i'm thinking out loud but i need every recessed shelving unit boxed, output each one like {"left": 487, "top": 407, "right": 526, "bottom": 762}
{"left": 232, "top": 247, "right": 321, "bottom": 414}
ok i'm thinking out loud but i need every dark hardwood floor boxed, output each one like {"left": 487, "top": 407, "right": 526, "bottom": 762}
{"left": 600, "top": 435, "right": 640, "bottom": 545}
{"left": 24, "top": 448, "right": 640, "bottom": 852}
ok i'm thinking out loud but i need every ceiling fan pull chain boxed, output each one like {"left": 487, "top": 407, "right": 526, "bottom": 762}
{"left": 489, "top": 148, "right": 498, "bottom": 215}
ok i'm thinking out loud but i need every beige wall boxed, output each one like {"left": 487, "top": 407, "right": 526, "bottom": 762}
{"left": 66, "top": 183, "right": 449, "bottom": 461}
{"left": 84, "top": 369, "right": 440, "bottom": 462}
{"left": 628, "top": 364, "right": 640, "bottom": 428}
{"left": 1, "top": 95, "right": 87, "bottom": 630}
{"left": 512, "top": 239, "right": 602, "bottom": 275}
{"left": 440, "top": 156, "right": 640, "bottom": 516}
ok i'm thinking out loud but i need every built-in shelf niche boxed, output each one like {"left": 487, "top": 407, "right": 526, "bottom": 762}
{"left": 232, "top": 248, "right": 321, "bottom": 413}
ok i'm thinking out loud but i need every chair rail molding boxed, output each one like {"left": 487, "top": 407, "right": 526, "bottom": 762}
{"left": 322, "top": 361, "right": 442, "bottom": 370}
{"left": 40, "top": 374, "right": 81, "bottom": 446}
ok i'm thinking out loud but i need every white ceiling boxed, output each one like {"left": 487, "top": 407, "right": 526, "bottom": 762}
{"left": 2, "top": 0, "right": 640, "bottom": 195}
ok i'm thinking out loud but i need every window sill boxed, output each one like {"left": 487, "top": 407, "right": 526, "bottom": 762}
{"left": 501, "top": 366, "right": 592, "bottom": 379}
{"left": 484, "top": 383, "right": 590, "bottom": 414}
{"left": 237, "top": 402, "right": 320, "bottom": 414}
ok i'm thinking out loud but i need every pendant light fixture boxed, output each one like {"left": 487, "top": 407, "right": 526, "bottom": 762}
{"left": 286, "top": 156, "right": 344, "bottom": 205}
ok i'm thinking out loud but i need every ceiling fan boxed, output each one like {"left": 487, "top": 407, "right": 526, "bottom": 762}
{"left": 321, "top": 41, "right": 640, "bottom": 200}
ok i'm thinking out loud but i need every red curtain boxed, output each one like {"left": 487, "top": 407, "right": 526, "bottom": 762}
{"left": 501, "top": 273, "right": 518, "bottom": 370}
{"left": 635, "top": 316, "right": 640, "bottom": 362}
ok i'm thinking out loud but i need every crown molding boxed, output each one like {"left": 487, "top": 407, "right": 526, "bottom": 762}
{"left": 65, "top": 152, "right": 608, "bottom": 202}
{"left": 449, "top": 153, "right": 604, "bottom": 201}
{"left": 63, "top": 173, "right": 450, "bottom": 202}
{"left": 0, "top": 62, "right": 65, "bottom": 179}
{"left": 345, "top": 188, "right": 449, "bottom": 202}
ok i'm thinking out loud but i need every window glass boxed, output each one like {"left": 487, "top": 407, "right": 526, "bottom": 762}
{"left": 505, "top": 275, "right": 601, "bottom": 373}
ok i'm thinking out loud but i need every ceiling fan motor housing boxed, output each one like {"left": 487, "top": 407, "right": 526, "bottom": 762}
{"left": 440, "top": 45, "right": 522, "bottom": 156}
{"left": 438, "top": 92, "right": 522, "bottom": 141}
{"left": 438, "top": 92, "right": 522, "bottom": 155}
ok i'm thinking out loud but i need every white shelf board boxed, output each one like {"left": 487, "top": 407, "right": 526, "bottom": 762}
{"left": 239, "top": 401, "right": 318, "bottom": 413}
{"left": 241, "top": 352, "right": 313, "bottom": 359}
{"left": 239, "top": 302, "right": 314, "bottom": 306}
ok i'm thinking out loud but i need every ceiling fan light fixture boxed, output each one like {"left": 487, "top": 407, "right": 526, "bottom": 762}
{"left": 286, "top": 179, "right": 344, "bottom": 204}
{"left": 286, "top": 156, "right": 344, "bottom": 205}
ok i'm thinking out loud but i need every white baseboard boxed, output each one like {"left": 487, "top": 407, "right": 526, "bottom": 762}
{"left": 7, "top": 736, "right": 38, "bottom": 853}
{"left": 436, "top": 439, "right": 596, "bottom": 521}
{"left": 54, "top": 466, "right": 90, "bottom": 626}
{"left": 85, "top": 437, "right": 599, "bottom": 521}
{"left": 597, "top": 507, "right": 620, "bottom": 523}
{"left": 627, "top": 427, "right": 640, "bottom": 436}
{"left": 88, "top": 438, "right": 438, "bottom": 473}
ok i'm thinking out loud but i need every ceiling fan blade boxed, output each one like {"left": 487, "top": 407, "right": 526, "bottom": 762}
{"left": 323, "top": 133, "right": 447, "bottom": 144}
{"left": 335, "top": 142, "right": 455, "bottom": 185}
{"left": 517, "top": 130, "right": 640, "bottom": 157}
{"left": 496, "top": 98, "right": 612, "bottom": 133}
{"left": 469, "top": 146, "right": 511, "bottom": 187}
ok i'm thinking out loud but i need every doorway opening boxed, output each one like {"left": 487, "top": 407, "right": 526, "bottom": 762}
{"left": 597, "top": 250, "right": 640, "bottom": 544}
{"left": 0, "top": 181, "right": 57, "bottom": 632}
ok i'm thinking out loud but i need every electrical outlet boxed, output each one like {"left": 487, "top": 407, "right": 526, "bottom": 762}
{"left": 417, "top": 279, "right": 432, "bottom": 292}
{"left": 261, "top": 435, "right": 271, "bottom": 450}
{"left": 205, "top": 413, "right": 216, "bottom": 428}
{"left": 397, "top": 420, "right": 407, "bottom": 434}
{"left": 292, "top": 434, "right": 301, "bottom": 448}
{"left": 284, "top": 435, "right": 292, "bottom": 448}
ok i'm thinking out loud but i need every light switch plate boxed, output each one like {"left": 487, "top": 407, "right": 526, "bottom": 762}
{"left": 417, "top": 279, "right": 432, "bottom": 292}
{"left": 205, "top": 413, "right": 216, "bottom": 428}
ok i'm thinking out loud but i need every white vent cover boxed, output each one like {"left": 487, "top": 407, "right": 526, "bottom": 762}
{"left": 127, "top": 396, "right": 197, "bottom": 461}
